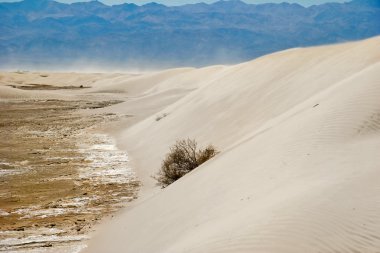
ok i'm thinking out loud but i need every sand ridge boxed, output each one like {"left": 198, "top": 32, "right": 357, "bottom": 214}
{"left": 0, "top": 65, "right": 230, "bottom": 252}
{"left": 1, "top": 36, "right": 380, "bottom": 253}
{"left": 82, "top": 36, "right": 380, "bottom": 253}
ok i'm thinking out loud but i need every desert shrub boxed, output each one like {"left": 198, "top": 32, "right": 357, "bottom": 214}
{"left": 154, "top": 138, "right": 218, "bottom": 188}
{"left": 155, "top": 113, "right": 168, "bottom": 121}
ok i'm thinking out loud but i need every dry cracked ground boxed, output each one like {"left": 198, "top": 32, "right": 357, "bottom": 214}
{"left": 0, "top": 97, "right": 140, "bottom": 252}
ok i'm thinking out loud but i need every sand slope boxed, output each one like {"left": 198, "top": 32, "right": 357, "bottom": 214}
{"left": 82, "top": 36, "right": 380, "bottom": 253}
{"left": 2, "top": 37, "right": 378, "bottom": 252}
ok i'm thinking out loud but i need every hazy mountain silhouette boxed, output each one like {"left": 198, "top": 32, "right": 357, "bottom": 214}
{"left": 0, "top": 0, "right": 379, "bottom": 69}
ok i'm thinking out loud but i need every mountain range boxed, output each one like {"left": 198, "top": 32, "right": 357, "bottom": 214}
{"left": 0, "top": 0, "right": 379, "bottom": 70}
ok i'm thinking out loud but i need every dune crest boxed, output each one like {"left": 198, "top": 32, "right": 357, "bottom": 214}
{"left": 1, "top": 36, "right": 379, "bottom": 253}
{"left": 82, "top": 36, "right": 380, "bottom": 253}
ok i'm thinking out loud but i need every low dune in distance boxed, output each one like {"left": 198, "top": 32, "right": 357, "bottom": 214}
{"left": 1, "top": 36, "right": 380, "bottom": 253}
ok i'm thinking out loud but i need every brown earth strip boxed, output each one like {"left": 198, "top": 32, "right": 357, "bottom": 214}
{"left": 0, "top": 99, "right": 139, "bottom": 252}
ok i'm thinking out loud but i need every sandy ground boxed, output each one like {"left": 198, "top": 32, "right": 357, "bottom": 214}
{"left": 1, "top": 36, "right": 380, "bottom": 253}
{"left": 0, "top": 67, "right": 215, "bottom": 252}
{"left": 83, "top": 36, "right": 379, "bottom": 253}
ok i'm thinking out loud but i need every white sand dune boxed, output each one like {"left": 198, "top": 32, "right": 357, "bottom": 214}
{"left": 91, "top": 66, "right": 228, "bottom": 128}
{"left": 82, "top": 37, "right": 380, "bottom": 253}
{"left": 1, "top": 37, "right": 379, "bottom": 253}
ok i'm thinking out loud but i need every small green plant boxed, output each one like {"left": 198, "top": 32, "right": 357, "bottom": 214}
{"left": 153, "top": 138, "right": 218, "bottom": 188}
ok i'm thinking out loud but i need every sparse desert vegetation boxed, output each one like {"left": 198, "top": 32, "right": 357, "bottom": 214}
{"left": 154, "top": 139, "right": 218, "bottom": 188}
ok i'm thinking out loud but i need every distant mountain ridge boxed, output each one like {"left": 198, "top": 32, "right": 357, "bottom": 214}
{"left": 0, "top": 0, "right": 379, "bottom": 69}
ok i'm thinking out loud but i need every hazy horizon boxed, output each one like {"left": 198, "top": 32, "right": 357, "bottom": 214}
{"left": 1, "top": 0, "right": 378, "bottom": 71}
{"left": 0, "top": 0, "right": 349, "bottom": 7}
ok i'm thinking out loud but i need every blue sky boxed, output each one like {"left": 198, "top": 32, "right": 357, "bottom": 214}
{"left": 1, "top": 0, "right": 349, "bottom": 6}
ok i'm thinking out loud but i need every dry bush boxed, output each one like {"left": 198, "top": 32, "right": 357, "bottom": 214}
{"left": 154, "top": 138, "right": 218, "bottom": 188}
{"left": 155, "top": 113, "right": 168, "bottom": 121}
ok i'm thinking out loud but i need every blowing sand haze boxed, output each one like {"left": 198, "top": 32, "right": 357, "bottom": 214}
{"left": 1, "top": 33, "right": 380, "bottom": 253}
